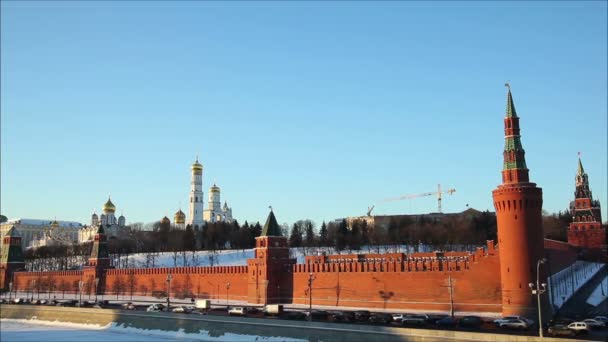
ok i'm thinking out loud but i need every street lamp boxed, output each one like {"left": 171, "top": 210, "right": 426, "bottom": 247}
{"left": 8, "top": 282, "right": 12, "bottom": 303}
{"left": 78, "top": 280, "right": 84, "bottom": 308}
{"left": 226, "top": 283, "right": 230, "bottom": 306}
{"left": 166, "top": 274, "right": 173, "bottom": 311}
{"left": 529, "top": 258, "right": 547, "bottom": 338}
{"left": 31, "top": 280, "right": 36, "bottom": 301}
{"left": 307, "top": 273, "right": 315, "bottom": 321}
{"left": 95, "top": 278, "right": 100, "bottom": 303}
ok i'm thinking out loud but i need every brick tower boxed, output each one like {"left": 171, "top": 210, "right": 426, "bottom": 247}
{"left": 247, "top": 208, "right": 295, "bottom": 304}
{"left": 492, "top": 84, "right": 545, "bottom": 317}
{"left": 568, "top": 156, "right": 606, "bottom": 255}
{"left": 0, "top": 227, "right": 26, "bottom": 291}
{"left": 82, "top": 225, "right": 113, "bottom": 297}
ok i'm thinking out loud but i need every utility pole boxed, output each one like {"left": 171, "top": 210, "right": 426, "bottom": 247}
{"left": 529, "top": 258, "right": 547, "bottom": 338}
{"left": 307, "top": 273, "right": 315, "bottom": 321}
{"left": 95, "top": 278, "right": 100, "bottom": 303}
{"left": 226, "top": 283, "right": 230, "bottom": 306}
{"left": 448, "top": 275, "right": 455, "bottom": 317}
{"left": 166, "top": 274, "right": 173, "bottom": 311}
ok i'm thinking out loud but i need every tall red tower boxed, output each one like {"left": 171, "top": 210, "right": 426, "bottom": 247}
{"left": 568, "top": 156, "right": 606, "bottom": 255}
{"left": 492, "top": 84, "right": 545, "bottom": 317}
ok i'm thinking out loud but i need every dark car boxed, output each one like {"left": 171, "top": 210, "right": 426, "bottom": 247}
{"left": 459, "top": 316, "right": 484, "bottom": 329}
{"left": 369, "top": 313, "right": 393, "bottom": 325}
{"left": 427, "top": 314, "right": 449, "bottom": 324}
{"left": 401, "top": 314, "right": 428, "bottom": 326}
{"left": 354, "top": 310, "right": 371, "bottom": 321}
{"left": 328, "top": 311, "right": 347, "bottom": 322}
{"left": 436, "top": 316, "right": 459, "bottom": 328}
{"left": 286, "top": 311, "right": 307, "bottom": 320}
{"left": 548, "top": 325, "right": 577, "bottom": 337}
{"left": 310, "top": 310, "right": 329, "bottom": 320}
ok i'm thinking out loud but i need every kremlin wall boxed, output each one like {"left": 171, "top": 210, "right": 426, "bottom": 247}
{"left": 0, "top": 86, "right": 605, "bottom": 319}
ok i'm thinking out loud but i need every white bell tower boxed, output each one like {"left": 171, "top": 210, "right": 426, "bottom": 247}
{"left": 187, "top": 157, "right": 205, "bottom": 228}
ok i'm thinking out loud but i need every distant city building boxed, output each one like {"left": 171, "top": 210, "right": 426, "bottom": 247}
{"left": 0, "top": 218, "right": 82, "bottom": 249}
{"left": 79, "top": 197, "right": 127, "bottom": 242}
{"left": 203, "top": 183, "right": 234, "bottom": 223}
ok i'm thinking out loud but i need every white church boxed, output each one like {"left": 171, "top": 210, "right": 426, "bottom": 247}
{"left": 185, "top": 157, "right": 234, "bottom": 230}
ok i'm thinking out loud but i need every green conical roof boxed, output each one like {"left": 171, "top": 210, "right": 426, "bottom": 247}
{"left": 505, "top": 84, "right": 518, "bottom": 118}
{"left": 261, "top": 209, "right": 282, "bottom": 236}
{"left": 577, "top": 157, "right": 585, "bottom": 176}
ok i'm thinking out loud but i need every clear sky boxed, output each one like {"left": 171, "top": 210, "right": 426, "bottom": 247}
{"left": 1, "top": 1, "right": 606, "bottom": 228}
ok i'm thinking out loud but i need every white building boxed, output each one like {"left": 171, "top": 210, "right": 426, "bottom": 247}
{"left": 203, "top": 183, "right": 234, "bottom": 223}
{"left": 79, "top": 197, "right": 127, "bottom": 242}
{"left": 187, "top": 158, "right": 205, "bottom": 229}
{"left": 0, "top": 218, "right": 82, "bottom": 249}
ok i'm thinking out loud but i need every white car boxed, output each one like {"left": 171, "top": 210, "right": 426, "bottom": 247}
{"left": 582, "top": 319, "right": 605, "bottom": 329}
{"left": 392, "top": 314, "right": 406, "bottom": 322}
{"left": 146, "top": 304, "right": 165, "bottom": 312}
{"left": 594, "top": 316, "right": 608, "bottom": 323}
{"left": 499, "top": 319, "right": 530, "bottom": 330}
{"left": 228, "top": 307, "right": 247, "bottom": 316}
{"left": 172, "top": 306, "right": 192, "bottom": 314}
{"left": 493, "top": 315, "right": 534, "bottom": 326}
{"left": 568, "top": 322, "right": 590, "bottom": 333}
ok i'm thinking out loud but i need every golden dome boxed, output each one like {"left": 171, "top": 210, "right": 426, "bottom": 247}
{"left": 50, "top": 220, "right": 59, "bottom": 228}
{"left": 210, "top": 184, "right": 220, "bottom": 193}
{"left": 161, "top": 216, "right": 171, "bottom": 224}
{"left": 191, "top": 158, "right": 203, "bottom": 172}
{"left": 174, "top": 209, "right": 186, "bottom": 224}
{"left": 103, "top": 197, "right": 116, "bottom": 213}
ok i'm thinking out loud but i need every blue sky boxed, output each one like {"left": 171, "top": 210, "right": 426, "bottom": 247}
{"left": 1, "top": 1, "right": 606, "bottom": 228}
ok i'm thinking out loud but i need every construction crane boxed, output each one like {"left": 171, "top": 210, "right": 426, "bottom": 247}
{"left": 383, "top": 184, "right": 456, "bottom": 213}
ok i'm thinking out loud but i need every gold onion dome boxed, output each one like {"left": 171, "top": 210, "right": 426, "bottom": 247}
{"left": 191, "top": 158, "right": 203, "bottom": 171}
{"left": 103, "top": 197, "right": 116, "bottom": 213}
{"left": 174, "top": 209, "right": 186, "bottom": 223}
{"left": 210, "top": 183, "right": 220, "bottom": 192}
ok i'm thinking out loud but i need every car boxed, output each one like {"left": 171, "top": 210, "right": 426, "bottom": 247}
{"left": 369, "top": 313, "right": 393, "bottom": 325}
{"left": 121, "top": 302, "right": 137, "bottom": 310}
{"left": 426, "top": 314, "right": 449, "bottom": 325}
{"left": 354, "top": 310, "right": 371, "bottom": 321}
{"left": 391, "top": 313, "right": 406, "bottom": 323}
{"left": 172, "top": 306, "right": 192, "bottom": 314}
{"left": 459, "top": 316, "right": 484, "bottom": 329}
{"left": 493, "top": 315, "right": 534, "bottom": 326}
{"left": 228, "top": 307, "right": 247, "bottom": 316}
{"left": 401, "top": 314, "right": 428, "bottom": 326}
{"left": 498, "top": 319, "right": 530, "bottom": 330}
{"left": 567, "top": 322, "right": 589, "bottom": 334}
{"left": 286, "top": 311, "right": 307, "bottom": 320}
{"left": 548, "top": 325, "right": 578, "bottom": 337}
{"left": 582, "top": 319, "right": 605, "bottom": 329}
{"left": 328, "top": 311, "right": 347, "bottom": 322}
{"left": 549, "top": 317, "right": 574, "bottom": 327}
{"left": 436, "top": 316, "right": 458, "bottom": 328}
{"left": 308, "top": 310, "right": 329, "bottom": 320}
{"left": 246, "top": 307, "right": 261, "bottom": 315}
{"left": 594, "top": 316, "right": 608, "bottom": 323}
{"left": 146, "top": 303, "right": 165, "bottom": 312}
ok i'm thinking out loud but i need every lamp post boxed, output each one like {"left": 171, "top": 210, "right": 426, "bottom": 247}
{"left": 95, "top": 278, "right": 100, "bottom": 303}
{"left": 166, "top": 274, "right": 173, "bottom": 311}
{"left": 78, "top": 280, "right": 84, "bottom": 308}
{"left": 8, "top": 282, "right": 12, "bottom": 303}
{"left": 307, "top": 273, "right": 315, "bottom": 321}
{"left": 225, "top": 283, "right": 230, "bottom": 306}
{"left": 31, "top": 280, "right": 36, "bottom": 302}
{"left": 529, "top": 258, "right": 547, "bottom": 338}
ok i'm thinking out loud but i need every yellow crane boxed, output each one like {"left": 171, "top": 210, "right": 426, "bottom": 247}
{"left": 383, "top": 184, "right": 456, "bottom": 213}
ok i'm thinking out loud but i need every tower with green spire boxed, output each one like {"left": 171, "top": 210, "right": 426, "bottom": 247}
{"left": 247, "top": 207, "right": 295, "bottom": 304}
{"left": 501, "top": 83, "right": 530, "bottom": 184}
{"left": 568, "top": 155, "right": 605, "bottom": 255}
{"left": 0, "top": 226, "right": 26, "bottom": 291}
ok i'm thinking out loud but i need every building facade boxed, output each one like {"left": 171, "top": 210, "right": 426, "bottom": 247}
{"left": 567, "top": 156, "right": 606, "bottom": 253}
{"left": 0, "top": 218, "right": 82, "bottom": 249}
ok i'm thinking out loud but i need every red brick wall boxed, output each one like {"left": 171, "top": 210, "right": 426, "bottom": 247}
{"left": 292, "top": 252, "right": 502, "bottom": 313}
{"left": 12, "top": 270, "right": 84, "bottom": 294}
{"left": 104, "top": 266, "right": 249, "bottom": 301}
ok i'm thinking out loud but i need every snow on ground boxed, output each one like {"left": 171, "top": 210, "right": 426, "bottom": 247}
{"left": 0, "top": 319, "right": 306, "bottom": 342}
{"left": 114, "top": 244, "right": 470, "bottom": 269}
{"left": 586, "top": 274, "right": 608, "bottom": 307}
{"left": 549, "top": 261, "right": 605, "bottom": 309}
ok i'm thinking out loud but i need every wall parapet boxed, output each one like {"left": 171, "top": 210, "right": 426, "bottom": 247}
{"left": 105, "top": 265, "right": 248, "bottom": 276}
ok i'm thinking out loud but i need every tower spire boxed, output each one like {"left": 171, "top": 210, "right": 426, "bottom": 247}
{"left": 577, "top": 153, "right": 585, "bottom": 176}
{"left": 501, "top": 84, "right": 529, "bottom": 184}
